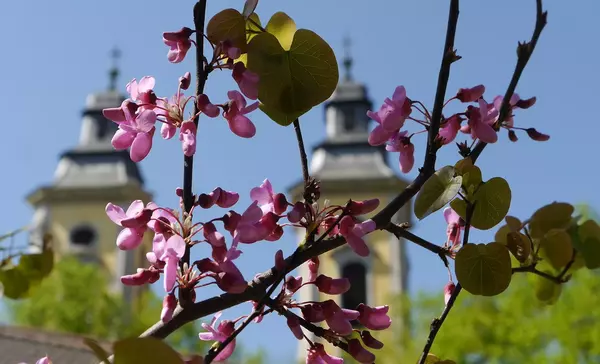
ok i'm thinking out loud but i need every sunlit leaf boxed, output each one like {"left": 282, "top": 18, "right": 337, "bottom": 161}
{"left": 539, "top": 229, "right": 573, "bottom": 270}
{"left": 247, "top": 29, "right": 338, "bottom": 116}
{"left": 265, "top": 12, "right": 296, "bottom": 50}
{"left": 454, "top": 157, "right": 474, "bottom": 175}
{"left": 237, "top": 13, "right": 263, "bottom": 66}
{"left": 461, "top": 165, "right": 482, "bottom": 196}
{"left": 534, "top": 272, "right": 562, "bottom": 304}
{"left": 114, "top": 337, "right": 183, "bottom": 364}
{"left": 0, "top": 267, "right": 30, "bottom": 299}
{"left": 84, "top": 338, "right": 111, "bottom": 364}
{"left": 452, "top": 177, "right": 511, "bottom": 230}
{"left": 414, "top": 166, "right": 462, "bottom": 219}
{"left": 529, "top": 202, "right": 574, "bottom": 239}
{"left": 207, "top": 9, "right": 247, "bottom": 51}
{"left": 506, "top": 231, "right": 531, "bottom": 263}
{"left": 455, "top": 243, "right": 512, "bottom": 296}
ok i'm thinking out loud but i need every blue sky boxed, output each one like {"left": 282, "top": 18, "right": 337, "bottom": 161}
{"left": 1, "top": 0, "right": 599, "bottom": 362}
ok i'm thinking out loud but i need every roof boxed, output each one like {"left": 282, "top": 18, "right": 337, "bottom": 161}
{"left": 0, "top": 325, "right": 110, "bottom": 364}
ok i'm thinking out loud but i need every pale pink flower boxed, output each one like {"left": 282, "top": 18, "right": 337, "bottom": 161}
{"left": 438, "top": 114, "right": 463, "bottom": 145}
{"left": 179, "top": 120, "right": 197, "bottom": 156}
{"left": 163, "top": 27, "right": 194, "bottom": 63}
{"left": 367, "top": 104, "right": 395, "bottom": 146}
{"left": 250, "top": 179, "right": 287, "bottom": 215}
{"left": 443, "top": 207, "right": 463, "bottom": 251}
{"left": 112, "top": 111, "right": 157, "bottom": 162}
{"left": 380, "top": 86, "right": 412, "bottom": 132}
{"left": 464, "top": 99, "right": 499, "bottom": 143}
{"left": 198, "top": 312, "right": 237, "bottom": 361}
{"left": 386, "top": 131, "right": 415, "bottom": 173}
{"left": 126, "top": 76, "right": 157, "bottom": 106}
{"left": 339, "top": 216, "right": 376, "bottom": 257}
{"left": 232, "top": 62, "right": 259, "bottom": 100}
{"left": 106, "top": 200, "right": 154, "bottom": 250}
{"left": 224, "top": 90, "right": 259, "bottom": 138}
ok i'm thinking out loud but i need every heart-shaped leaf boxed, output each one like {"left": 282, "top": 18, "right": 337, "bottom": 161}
{"left": 455, "top": 243, "right": 512, "bottom": 296}
{"left": 414, "top": 166, "right": 462, "bottom": 219}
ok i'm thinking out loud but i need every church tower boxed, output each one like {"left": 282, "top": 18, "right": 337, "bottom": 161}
{"left": 25, "top": 50, "right": 153, "bottom": 304}
{"left": 289, "top": 39, "right": 411, "bottom": 360}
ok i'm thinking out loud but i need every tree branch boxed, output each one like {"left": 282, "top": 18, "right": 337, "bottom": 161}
{"left": 181, "top": 0, "right": 208, "bottom": 273}
{"left": 293, "top": 119, "right": 310, "bottom": 187}
{"left": 512, "top": 265, "right": 569, "bottom": 284}
{"left": 469, "top": 0, "right": 547, "bottom": 163}
{"left": 386, "top": 223, "right": 449, "bottom": 267}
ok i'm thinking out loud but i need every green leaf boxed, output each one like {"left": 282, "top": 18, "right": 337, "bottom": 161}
{"left": 423, "top": 353, "right": 457, "bottom": 364}
{"left": 455, "top": 243, "right": 512, "bottom": 296}
{"left": 539, "top": 229, "right": 573, "bottom": 270}
{"left": 461, "top": 165, "right": 482, "bottom": 196}
{"left": 84, "top": 338, "right": 111, "bottom": 364}
{"left": 534, "top": 272, "right": 562, "bottom": 304}
{"left": 247, "top": 29, "right": 338, "bottom": 115}
{"left": 505, "top": 216, "right": 522, "bottom": 231}
{"left": 242, "top": 0, "right": 259, "bottom": 18}
{"left": 114, "top": 337, "right": 183, "bottom": 364}
{"left": 259, "top": 102, "right": 310, "bottom": 126}
{"left": 506, "top": 231, "right": 531, "bottom": 263}
{"left": 577, "top": 220, "right": 600, "bottom": 269}
{"left": 18, "top": 248, "right": 54, "bottom": 281}
{"left": 207, "top": 9, "right": 247, "bottom": 51}
{"left": 265, "top": 12, "right": 296, "bottom": 50}
{"left": 414, "top": 166, "right": 462, "bottom": 219}
{"left": 0, "top": 267, "right": 30, "bottom": 299}
{"left": 452, "top": 177, "right": 511, "bottom": 230}
{"left": 237, "top": 13, "right": 262, "bottom": 66}
{"left": 529, "top": 202, "right": 574, "bottom": 239}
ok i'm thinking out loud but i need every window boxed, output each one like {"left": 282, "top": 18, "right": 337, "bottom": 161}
{"left": 341, "top": 262, "right": 367, "bottom": 310}
{"left": 70, "top": 225, "right": 96, "bottom": 246}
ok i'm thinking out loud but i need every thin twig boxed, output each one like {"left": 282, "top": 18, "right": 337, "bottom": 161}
{"left": 469, "top": 0, "right": 547, "bottom": 163}
{"left": 386, "top": 223, "right": 450, "bottom": 267}
{"left": 512, "top": 266, "right": 568, "bottom": 284}
{"left": 293, "top": 119, "right": 310, "bottom": 186}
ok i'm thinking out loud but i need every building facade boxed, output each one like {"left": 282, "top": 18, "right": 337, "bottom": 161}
{"left": 289, "top": 49, "right": 411, "bottom": 360}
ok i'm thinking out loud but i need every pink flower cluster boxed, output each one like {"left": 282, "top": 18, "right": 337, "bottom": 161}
{"left": 367, "top": 85, "right": 548, "bottom": 174}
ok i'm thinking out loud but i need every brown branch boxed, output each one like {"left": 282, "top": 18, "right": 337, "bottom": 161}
{"left": 181, "top": 0, "right": 208, "bottom": 276}
{"left": 469, "top": 0, "right": 547, "bottom": 163}
{"left": 386, "top": 223, "right": 450, "bottom": 267}
{"left": 293, "top": 119, "right": 310, "bottom": 187}
{"left": 512, "top": 265, "right": 569, "bottom": 284}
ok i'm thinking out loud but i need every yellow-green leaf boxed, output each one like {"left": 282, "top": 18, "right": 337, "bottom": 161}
{"left": 0, "top": 267, "right": 30, "bottom": 299}
{"left": 207, "top": 9, "right": 247, "bottom": 51}
{"left": 529, "top": 202, "right": 574, "bottom": 239}
{"left": 237, "top": 14, "right": 263, "bottom": 66}
{"left": 455, "top": 243, "right": 512, "bottom": 296}
{"left": 577, "top": 220, "right": 600, "bottom": 269}
{"left": 259, "top": 102, "right": 310, "bottom": 126}
{"left": 454, "top": 157, "right": 474, "bottom": 175}
{"left": 461, "top": 165, "right": 482, "bottom": 196}
{"left": 422, "top": 353, "right": 456, "bottom": 364}
{"left": 18, "top": 248, "right": 54, "bottom": 281}
{"left": 506, "top": 231, "right": 531, "bottom": 263}
{"left": 84, "top": 338, "right": 111, "bottom": 364}
{"left": 534, "top": 272, "right": 562, "bottom": 304}
{"left": 452, "top": 177, "right": 511, "bottom": 230}
{"left": 114, "top": 337, "right": 182, "bottom": 364}
{"left": 539, "top": 229, "right": 573, "bottom": 270}
{"left": 265, "top": 12, "right": 296, "bottom": 50}
{"left": 247, "top": 29, "right": 338, "bottom": 115}
{"left": 414, "top": 166, "right": 462, "bottom": 219}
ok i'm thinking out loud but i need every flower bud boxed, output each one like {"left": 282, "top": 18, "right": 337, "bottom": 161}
{"left": 161, "top": 294, "right": 177, "bottom": 323}
{"left": 286, "top": 315, "right": 304, "bottom": 340}
{"left": 273, "top": 193, "right": 289, "bottom": 215}
{"left": 360, "top": 330, "right": 384, "bottom": 349}
{"left": 179, "top": 72, "right": 191, "bottom": 90}
{"left": 508, "top": 129, "right": 518, "bottom": 142}
{"left": 456, "top": 84, "right": 485, "bottom": 103}
{"left": 315, "top": 274, "right": 351, "bottom": 295}
{"left": 348, "top": 339, "right": 376, "bottom": 364}
{"left": 525, "top": 128, "right": 550, "bottom": 141}
{"left": 444, "top": 281, "right": 456, "bottom": 305}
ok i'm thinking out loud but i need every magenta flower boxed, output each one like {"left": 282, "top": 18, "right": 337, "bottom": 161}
{"left": 360, "top": 330, "right": 384, "bottom": 349}
{"left": 493, "top": 93, "right": 537, "bottom": 128}
{"left": 314, "top": 274, "right": 350, "bottom": 295}
{"left": 106, "top": 200, "right": 153, "bottom": 250}
{"left": 444, "top": 281, "right": 456, "bottom": 305}
{"left": 339, "top": 216, "right": 376, "bottom": 257}
{"left": 179, "top": 120, "right": 197, "bottom": 156}
{"left": 126, "top": 76, "right": 156, "bottom": 106}
{"left": 250, "top": 179, "right": 287, "bottom": 215}
{"left": 112, "top": 110, "right": 157, "bottom": 162}
{"left": 347, "top": 199, "right": 379, "bottom": 216}
{"left": 160, "top": 235, "right": 186, "bottom": 292}
{"left": 367, "top": 104, "right": 395, "bottom": 146}
{"left": 444, "top": 207, "right": 463, "bottom": 251}
{"left": 222, "top": 41, "right": 242, "bottom": 60}
{"left": 438, "top": 114, "right": 463, "bottom": 145}
{"left": 356, "top": 304, "right": 391, "bottom": 330}
{"left": 179, "top": 72, "right": 191, "bottom": 90}
{"left": 198, "top": 312, "right": 237, "bottom": 361}
{"left": 163, "top": 27, "right": 194, "bottom": 63}
{"left": 232, "top": 62, "right": 259, "bottom": 100}
{"left": 287, "top": 202, "right": 306, "bottom": 223}
{"left": 197, "top": 187, "right": 240, "bottom": 209}
{"left": 120, "top": 267, "right": 160, "bottom": 286}
{"left": 286, "top": 315, "right": 304, "bottom": 340}
{"left": 300, "top": 303, "right": 326, "bottom": 323}
{"left": 233, "top": 201, "right": 274, "bottom": 243}
{"left": 306, "top": 343, "right": 343, "bottom": 364}
{"left": 386, "top": 131, "right": 415, "bottom": 174}
{"left": 465, "top": 99, "right": 499, "bottom": 143}
{"left": 379, "top": 86, "right": 412, "bottom": 132}
{"left": 321, "top": 300, "right": 359, "bottom": 336}
{"left": 161, "top": 293, "right": 177, "bottom": 323}
{"left": 456, "top": 84, "right": 485, "bottom": 103}
{"left": 224, "top": 90, "right": 259, "bottom": 138}
{"left": 348, "top": 339, "right": 376, "bottom": 364}
{"left": 197, "top": 94, "right": 220, "bottom": 118}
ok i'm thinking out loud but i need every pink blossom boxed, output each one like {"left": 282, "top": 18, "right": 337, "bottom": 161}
{"left": 179, "top": 120, "right": 197, "bottom": 156}
{"left": 233, "top": 201, "right": 275, "bottom": 243}
{"left": 159, "top": 235, "right": 186, "bottom": 292}
{"left": 444, "top": 207, "right": 463, "bottom": 251}
{"left": 526, "top": 128, "right": 550, "bottom": 141}
{"left": 300, "top": 303, "right": 326, "bottom": 323}
{"left": 106, "top": 200, "right": 154, "bottom": 250}
{"left": 161, "top": 293, "right": 177, "bottom": 323}
{"left": 348, "top": 339, "right": 376, "bottom": 364}
{"left": 339, "top": 216, "right": 376, "bottom": 257}
{"left": 367, "top": 105, "right": 395, "bottom": 146}
{"left": 121, "top": 267, "right": 160, "bottom": 286}
{"left": 456, "top": 84, "right": 485, "bottom": 103}
{"left": 379, "top": 86, "right": 412, "bottom": 132}
{"left": 438, "top": 115, "right": 463, "bottom": 145}
{"left": 347, "top": 199, "right": 380, "bottom": 216}
{"left": 224, "top": 90, "right": 259, "bottom": 138}
{"left": 104, "top": 101, "right": 157, "bottom": 162}
{"left": 163, "top": 27, "right": 194, "bottom": 63}
{"left": 286, "top": 315, "right": 304, "bottom": 340}
{"left": 285, "top": 275, "right": 303, "bottom": 292}
{"left": 274, "top": 249, "right": 286, "bottom": 271}
{"left": 197, "top": 248, "right": 246, "bottom": 294}
{"left": 287, "top": 202, "right": 306, "bottom": 223}
{"left": 444, "top": 281, "right": 456, "bottom": 305}
{"left": 126, "top": 76, "right": 157, "bottom": 106}
{"left": 179, "top": 72, "right": 191, "bottom": 90}
{"left": 464, "top": 99, "right": 499, "bottom": 143}
{"left": 321, "top": 300, "right": 359, "bottom": 336}
{"left": 386, "top": 131, "right": 415, "bottom": 173}
{"left": 232, "top": 62, "right": 259, "bottom": 100}
{"left": 197, "top": 94, "right": 220, "bottom": 118}
{"left": 314, "top": 274, "right": 350, "bottom": 295}
{"left": 356, "top": 304, "right": 391, "bottom": 330}
{"left": 198, "top": 312, "right": 237, "bottom": 361}
{"left": 222, "top": 41, "right": 242, "bottom": 60}
{"left": 197, "top": 187, "right": 240, "bottom": 209}
{"left": 250, "top": 179, "right": 287, "bottom": 214}
{"left": 155, "top": 96, "right": 185, "bottom": 140}
{"left": 493, "top": 93, "right": 537, "bottom": 127}
{"left": 306, "top": 343, "right": 343, "bottom": 364}
{"left": 203, "top": 222, "right": 225, "bottom": 248}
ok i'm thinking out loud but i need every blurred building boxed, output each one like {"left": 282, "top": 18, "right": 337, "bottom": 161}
{"left": 24, "top": 54, "right": 152, "bottom": 304}
{"left": 288, "top": 41, "right": 411, "bottom": 360}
